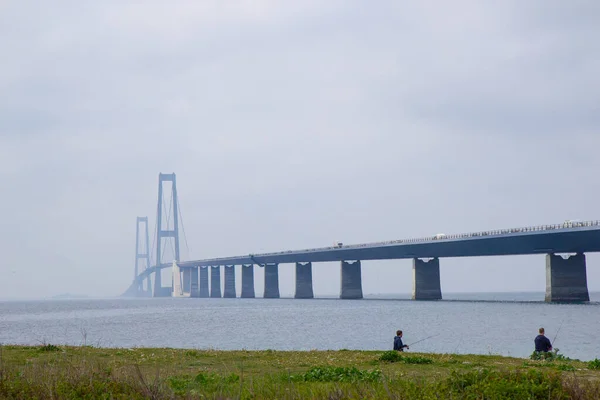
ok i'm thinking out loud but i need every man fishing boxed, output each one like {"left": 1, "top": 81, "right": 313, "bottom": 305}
{"left": 534, "top": 327, "right": 552, "bottom": 353}
{"left": 393, "top": 330, "right": 409, "bottom": 352}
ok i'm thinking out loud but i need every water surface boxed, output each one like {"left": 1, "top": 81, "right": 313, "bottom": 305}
{"left": 0, "top": 293, "right": 598, "bottom": 361}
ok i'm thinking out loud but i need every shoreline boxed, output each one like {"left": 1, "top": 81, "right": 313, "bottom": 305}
{"left": 1, "top": 345, "right": 599, "bottom": 398}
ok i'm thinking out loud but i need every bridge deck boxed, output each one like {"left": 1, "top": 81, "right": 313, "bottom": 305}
{"left": 135, "top": 221, "right": 600, "bottom": 279}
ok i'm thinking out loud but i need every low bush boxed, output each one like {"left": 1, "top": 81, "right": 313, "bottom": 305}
{"left": 378, "top": 351, "right": 433, "bottom": 364}
{"left": 378, "top": 350, "right": 401, "bottom": 362}
{"left": 588, "top": 358, "right": 600, "bottom": 370}
{"left": 530, "top": 348, "right": 571, "bottom": 361}
{"left": 38, "top": 344, "right": 61, "bottom": 352}
{"left": 291, "top": 366, "right": 382, "bottom": 383}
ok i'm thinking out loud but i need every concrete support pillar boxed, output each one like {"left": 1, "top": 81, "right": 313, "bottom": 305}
{"left": 210, "top": 266, "right": 222, "bottom": 298}
{"left": 153, "top": 270, "right": 162, "bottom": 297}
{"left": 264, "top": 263, "right": 280, "bottom": 298}
{"left": 223, "top": 265, "right": 236, "bottom": 298}
{"left": 190, "top": 267, "right": 199, "bottom": 298}
{"left": 340, "top": 260, "right": 363, "bottom": 299}
{"left": 545, "top": 253, "right": 589, "bottom": 302}
{"left": 295, "top": 262, "right": 314, "bottom": 299}
{"left": 182, "top": 268, "right": 192, "bottom": 293}
{"left": 241, "top": 264, "right": 255, "bottom": 298}
{"left": 412, "top": 258, "right": 442, "bottom": 300}
{"left": 152, "top": 270, "right": 171, "bottom": 297}
{"left": 199, "top": 267, "right": 209, "bottom": 298}
{"left": 146, "top": 276, "right": 152, "bottom": 295}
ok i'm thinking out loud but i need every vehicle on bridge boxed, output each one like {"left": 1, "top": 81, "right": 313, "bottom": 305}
{"left": 433, "top": 233, "right": 447, "bottom": 240}
{"left": 333, "top": 241, "right": 343, "bottom": 248}
{"left": 563, "top": 219, "right": 583, "bottom": 228}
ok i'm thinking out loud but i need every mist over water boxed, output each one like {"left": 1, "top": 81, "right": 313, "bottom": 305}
{"left": 1, "top": 293, "right": 599, "bottom": 361}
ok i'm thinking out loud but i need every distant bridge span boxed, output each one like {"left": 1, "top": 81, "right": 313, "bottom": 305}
{"left": 126, "top": 173, "right": 599, "bottom": 302}
{"left": 174, "top": 223, "right": 600, "bottom": 267}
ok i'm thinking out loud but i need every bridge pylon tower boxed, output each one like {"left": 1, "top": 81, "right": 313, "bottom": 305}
{"left": 134, "top": 216, "right": 151, "bottom": 294}
{"left": 153, "top": 173, "right": 181, "bottom": 297}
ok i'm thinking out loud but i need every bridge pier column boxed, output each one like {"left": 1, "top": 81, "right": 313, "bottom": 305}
{"left": 241, "top": 264, "right": 255, "bottom": 298}
{"left": 224, "top": 265, "right": 236, "bottom": 298}
{"left": 412, "top": 258, "right": 442, "bottom": 300}
{"left": 190, "top": 267, "right": 199, "bottom": 298}
{"left": 199, "top": 267, "right": 209, "bottom": 297}
{"left": 152, "top": 271, "right": 172, "bottom": 297}
{"left": 182, "top": 268, "right": 192, "bottom": 294}
{"left": 153, "top": 271, "right": 162, "bottom": 297}
{"left": 545, "top": 253, "right": 589, "bottom": 302}
{"left": 210, "top": 266, "right": 222, "bottom": 298}
{"left": 295, "top": 262, "right": 314, "bottom": 299}
{"left": 146, "top": 276, "right": 152, "bottom": 295}
{"left": 264, "top": 263, "right": 280, "bottom": 298}
{"left": 340, "top": 260, "right": 363, "bottom": 299}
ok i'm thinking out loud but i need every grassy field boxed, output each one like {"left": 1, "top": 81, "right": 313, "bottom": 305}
{"left": 1, "top": 345, "right": 600, "bottom": 399}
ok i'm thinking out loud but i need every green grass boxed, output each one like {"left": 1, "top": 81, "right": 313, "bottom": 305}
{"left": 1, "top": 345, "right": 600, "bottom": 399}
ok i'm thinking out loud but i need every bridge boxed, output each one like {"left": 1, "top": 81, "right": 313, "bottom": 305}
{"left": 124, "top": 173, "right": 600, "bottom": 302}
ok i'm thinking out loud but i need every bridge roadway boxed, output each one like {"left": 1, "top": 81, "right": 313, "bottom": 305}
{"left": 133, "top": 221, "right": 600, "bottom": 302}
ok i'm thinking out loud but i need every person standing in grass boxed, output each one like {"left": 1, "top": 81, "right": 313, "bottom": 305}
{"left": 393, "top": 330, "right": 409, "bottom": 352}
{"left": 534, "top": 327, "right": 552, "bottom": 353}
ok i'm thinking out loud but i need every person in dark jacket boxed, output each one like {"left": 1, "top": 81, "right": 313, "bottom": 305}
{"left": 393, "top": 330, "right": 409, "bottom": 351}
{"left": 534, "top": 327, "right": 552, "bottom": 352}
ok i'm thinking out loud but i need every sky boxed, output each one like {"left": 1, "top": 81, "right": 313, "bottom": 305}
{"left": 1, "top": 0, "right": 599, "bottom": 299}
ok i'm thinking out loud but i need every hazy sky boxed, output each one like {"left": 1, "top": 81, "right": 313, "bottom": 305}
{"left": 1, "top": 1, "right": 599, "bottom": 299}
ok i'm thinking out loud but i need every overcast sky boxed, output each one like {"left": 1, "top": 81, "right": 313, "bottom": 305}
{"left": 1, "top": 0, "right": 599, "bottom": 300}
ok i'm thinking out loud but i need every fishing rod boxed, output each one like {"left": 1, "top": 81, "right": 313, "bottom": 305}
{"left": 453, "top": 337, "right": 462, "bottom": 353}
{"left": 407, "top": 333, "right": 441, "bottom": 347}
{"left": 551, "top": 320, "right": 564, "bottom": 346}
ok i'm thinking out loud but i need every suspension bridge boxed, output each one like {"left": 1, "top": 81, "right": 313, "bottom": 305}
{"left": 124, "top": 173, "right": 600, "bottom": 302}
